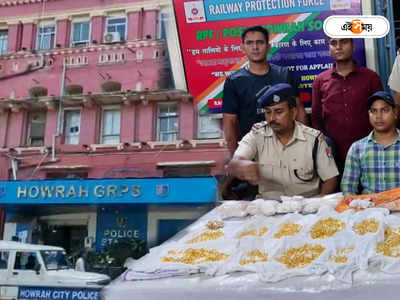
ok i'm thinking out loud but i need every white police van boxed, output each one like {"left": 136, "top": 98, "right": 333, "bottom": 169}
{"left": 0, "top": 241, "right": 110, "bottom": 300}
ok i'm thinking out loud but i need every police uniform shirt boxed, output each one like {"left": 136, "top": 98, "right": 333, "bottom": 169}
{"left": 234, "top": 121, "right": 339, "bottom": 200}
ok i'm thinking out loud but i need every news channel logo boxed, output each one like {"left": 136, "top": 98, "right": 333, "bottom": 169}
{"left": 323, "top": 15, "right": 389, "bottom": 38}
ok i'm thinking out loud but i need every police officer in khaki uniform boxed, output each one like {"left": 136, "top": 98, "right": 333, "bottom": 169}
{"left": 227, "top": 83, "right": 339, "bottom": 200}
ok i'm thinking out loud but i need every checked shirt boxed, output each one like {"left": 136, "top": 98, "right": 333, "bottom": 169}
{"left": 341, "top": 130, "right": 400, "bottom": 195}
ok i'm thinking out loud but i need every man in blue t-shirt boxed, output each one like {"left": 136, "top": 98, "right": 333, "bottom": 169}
{"left": 223, "top": 25, "right": 307, "bottom": 157}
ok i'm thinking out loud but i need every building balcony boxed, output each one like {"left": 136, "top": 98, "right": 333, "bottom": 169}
{"left": 0, "top": 40, "right": 170, "bottom": 100}
{"left": 0, "top": 89, "right": 192, "bottom": 113}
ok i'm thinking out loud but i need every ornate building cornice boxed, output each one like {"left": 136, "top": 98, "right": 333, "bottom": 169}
{"left": 0, "top": 0, "right": 167, "bottom": 24}
{"left": 0, "top": 40, "right": 165, "bottom": 61}
{"left": 0, "top": 0, "right": 58, "bottom": 7}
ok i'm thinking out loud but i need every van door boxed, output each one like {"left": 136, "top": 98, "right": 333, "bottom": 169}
{"left": 7, "top": 251, "right": 43, "bottom": 287}
{"left": 0, "top": 250, "right": 9, "bottom": 284}
{"left": 0, "top": 250, "right": 18, "bottom": 300}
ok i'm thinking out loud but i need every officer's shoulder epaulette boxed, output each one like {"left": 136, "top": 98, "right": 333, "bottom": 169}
{"left": 251, "top": 121, "right": 268, "bottom": 133}
{"left": 302, "top": 125, "right": 322, "bottom": 138}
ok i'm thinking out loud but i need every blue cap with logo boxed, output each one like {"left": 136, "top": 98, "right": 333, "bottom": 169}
{"left": 257, "top": 83, "right": 296, "bottom": 108}
{"left": 367, "top": 91, "right": 395, "bottom": 109}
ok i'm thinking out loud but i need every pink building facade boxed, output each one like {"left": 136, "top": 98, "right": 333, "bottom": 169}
{"left": 0, "top": 0, "right": 227, "bottom": 252}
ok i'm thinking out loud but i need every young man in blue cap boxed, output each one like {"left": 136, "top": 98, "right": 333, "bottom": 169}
{"left": 341, "top": 91, "right": 400, "bottom": 196}
{"left": 227, "top": 83, "right": 338, "bottom": 200}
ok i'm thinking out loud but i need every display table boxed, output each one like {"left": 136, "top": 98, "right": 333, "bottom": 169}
{"left": 102, "top": 273, "right": 400, "bottom": 300}
{"left": 102, "top": 202, "right": 400, "bottom": 300}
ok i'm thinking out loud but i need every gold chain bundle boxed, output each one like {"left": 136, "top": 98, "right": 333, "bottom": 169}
{"left": 310, "top": 217, "right": 346, "bottom": 239}
{"left": 186, "top": 230, "right": 224, "bottom": 244}
{"left": 162, "top": 248, "right": 230, "bottom": 265}
{"left": 206, "top": 220, "right": 224, "bottom": 230}
{"left": 236, "top": 227, "right": 268, "bottom": 239}
{"left": 274, "top": 223, "right": 303, "bottom": 238}
{"left": 353, "top": 219, "right": 379, "bottom": 236}
{"left": 329, "top": 246, "right": 355, "bottom": 263}
{"left": 239, "top": 250, "right": 268, "bottom": 265}
{"left": 377, "top": 227, "right": 400, "bottom": 257}
{"left": 275, "top": 244, "right": 325, "bottom": 269}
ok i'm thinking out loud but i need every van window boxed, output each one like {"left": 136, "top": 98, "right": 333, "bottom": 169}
{"left": 14, "top": 252, "right": 38, "bottom": 270}
{"left": 41, "top": 250, "right": 72, "bottom": 270}
{"left": 0, "top": 251, "right": 8, "bottom": 269}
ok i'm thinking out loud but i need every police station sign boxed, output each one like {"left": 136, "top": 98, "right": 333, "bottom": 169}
{"left": 0, "top": 177, "right": 217, "bottom": 204}
{"left": 16, "top": 184, "right": 141, "bottom": 200}
{"left": 95, "top": 207, "right": 147, "bottom": 250}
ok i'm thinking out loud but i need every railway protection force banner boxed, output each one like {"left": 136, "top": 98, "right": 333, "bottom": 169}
{"left": 173, "top": 0, "right": 365, "bottom": 113}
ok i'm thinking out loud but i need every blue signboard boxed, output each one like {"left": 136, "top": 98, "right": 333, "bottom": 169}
{"left": 0, "top": 177, "right": 217, "bottom": 204}
{"left": 96, "top": 206, "right": 148, "bottom": 250}
{"left": 18, "top": 286, "right": 101, "bottom": 300}
{"left": 204, "top": 0, "right": 330, "bottom": 21}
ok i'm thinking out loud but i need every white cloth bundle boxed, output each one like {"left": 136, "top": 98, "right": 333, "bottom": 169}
{"left": 246, "top": 199, "right": 279, "bottom": 216}
{"left": 218, "top": 193, "right": 345, "bottom": 219}
{"left": 218, "top": 201, "right": 249, "bottom": 218}
{"left": 276, "top": 201, "right": 303, "bottom": 213}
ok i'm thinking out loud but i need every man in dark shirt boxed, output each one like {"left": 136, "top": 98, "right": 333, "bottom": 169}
{"left": 388, "top": 53, "right": 400, "bottom": 108}
{"left": 223, "top": 25, "right": 308, "bottom": 157}
{"left": 312, "top": 38, "right": 383, "bottom": 173}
